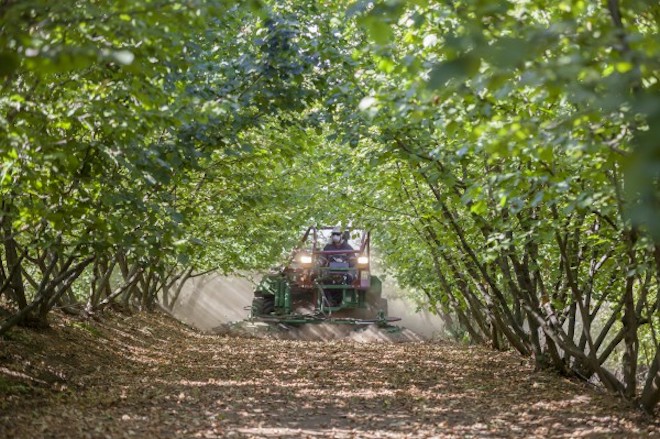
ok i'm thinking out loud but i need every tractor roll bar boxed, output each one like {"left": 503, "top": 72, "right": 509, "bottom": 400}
{"left": 296, "top": 226, "right": 371, "bottom": 254}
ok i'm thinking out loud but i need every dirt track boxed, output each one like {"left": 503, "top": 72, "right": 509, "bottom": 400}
{"left": 1, "top": 312, "right": 657, "bottom": 438}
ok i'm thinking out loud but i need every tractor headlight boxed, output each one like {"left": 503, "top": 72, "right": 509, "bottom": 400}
{"left": 357, "top": 255, "right": 369, "bottom": 265}
{"left": 300, "top": 254, "right": 313, "bottom": 265}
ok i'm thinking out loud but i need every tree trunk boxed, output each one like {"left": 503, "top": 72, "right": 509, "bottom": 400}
{"left": 1, "top": 200, "right": 28, "bottom": 311}
{"left": 622, "top": 269, "right": 639, "bottom": 399}
{"left": 165, "top": 266, "right": 194, "bottom": 311}
{"left": 639, "top": 348, "right": 660, "bottom": 413}
{"left": 94, "top": 266, "right": 142, "bottom": 312}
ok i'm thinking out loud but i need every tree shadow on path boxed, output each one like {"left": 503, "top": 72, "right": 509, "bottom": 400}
{"left": 0, "top": 312, "right": 657, "bottom": 438}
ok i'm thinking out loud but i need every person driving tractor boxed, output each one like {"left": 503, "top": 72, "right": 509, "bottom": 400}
{"left": 323, "top": 227, "right": 356, "bottom": 267}
{"left": 320, "top": 227, "right": 355, "bottom": 307}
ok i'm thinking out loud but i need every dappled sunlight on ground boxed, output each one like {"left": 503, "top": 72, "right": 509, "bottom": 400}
{"left": 0, "top": 311, "right": 657, "bottom": 438}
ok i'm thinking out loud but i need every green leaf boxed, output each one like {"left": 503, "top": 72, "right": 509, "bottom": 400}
{"left": 0, "top": 52, "right": 19, "bottom": 77}
{"left": 481, "top": 37, "right": 530, "bottom": 69}
{"left": 427, "top": 55, "right": 481, "bottom": 89}
{"left": 361, "top": 16, "right": 394, "bottom": 45}
{"left": 470, "top": 200, "right": 488, "bottom": 215}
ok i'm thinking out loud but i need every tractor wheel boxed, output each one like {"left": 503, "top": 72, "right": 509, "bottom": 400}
{"left": 262, "top": 295, "right": 275, "bottom": 314}
{"left": 252, "top": 295, "right": 275, "bottom": 317}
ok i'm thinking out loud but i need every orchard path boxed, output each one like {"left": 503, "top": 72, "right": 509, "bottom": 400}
{"left": 0, "top": 312, "right": 657, "bottom": 438}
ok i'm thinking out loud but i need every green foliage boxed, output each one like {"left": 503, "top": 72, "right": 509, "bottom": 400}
{"left": 327, "top": 0, "right": 660, "bottom": 409}
{"left": 1, "top": 0, "right": 659, "bottom": 411}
